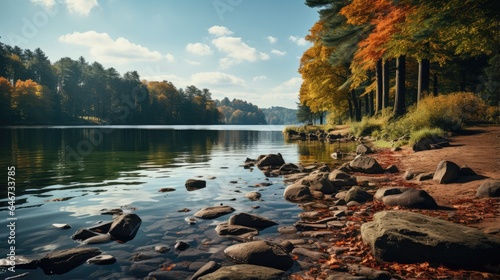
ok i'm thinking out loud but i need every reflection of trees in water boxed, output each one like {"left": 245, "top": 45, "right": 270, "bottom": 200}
{"left": 294, "top": 140, "right": 357, "bottom": 167}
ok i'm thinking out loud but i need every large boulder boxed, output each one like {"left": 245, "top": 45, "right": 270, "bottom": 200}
{"left": 476, "top": 181, "right": 500, "bottom": 198}
{"left": 198, "top": 264, "right": 284, "bottom": 280}
{"left": 108, "top": 213, "right": 142, "bottom": 241}
{"left": 194, "top": 205, "right": 235, "bottom": 219}
{"left": 433, "top": 160, "right": 461, "bottom": 184}
{"left": 228, "top": 213, "right": 277, "bottom": 230}
{"left": 191, "top": 261, "right": 220, "bottom": 280}
{"left": 224, "top": 240, "right": 293, "bottom": 270}
{"left": 283, "top": 182, "right": 312, "bottom": 202}
{"left": 349, "top": 156, "right": 385, "bottom": 174}
{"left": 345, "top": 186, "right": 373, "bottom": 203}
{"left": 185, "top": 179, "right": 207, "bottom": 191}
{"left": 300, "top": 172, "right": 335, "bottom": 194}
{"left": 256, "top": 153, "right": 285, "bottom": 168}
{"left": 356, "top": 144, "right": 374, "bottom": 155}
{"left": 38, "top": 247, "right": 101, "bottom": 275}
{"left": 361, "top": 211, "right": 500, "bottom": 272}
{"left": 374, "top": 187, "right": 438, "bottom": 209}
{"left": 412, "top": 137, "right": 435, "bottom": 152}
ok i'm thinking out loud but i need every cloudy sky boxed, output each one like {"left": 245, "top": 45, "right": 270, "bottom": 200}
{"left": 1, "top": 0, "right": 319, "bottom": 108}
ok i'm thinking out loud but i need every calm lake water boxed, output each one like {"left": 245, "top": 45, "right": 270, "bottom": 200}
{"left": 0, "top": 125, "right": 355, "bottom": 279}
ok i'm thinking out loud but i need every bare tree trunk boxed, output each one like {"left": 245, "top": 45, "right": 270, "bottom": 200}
{"left": 351, "top": 90, "right": 361, "bottom": 121}
{"left": 369, "top": 91, "right": 374, "bottom": 116}
{"left": 382, "top": 59, "right": 390, "bottom": 110}
{"left": 376, "top": 59, "right": 383, "bottom": 112}
{"left": 417, "top": 58, "right": 430, "bottom": 103}
{"left": 394, "top": 55, "right": 406, "bottom": 117}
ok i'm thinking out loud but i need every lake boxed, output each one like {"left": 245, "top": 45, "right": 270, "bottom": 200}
{"left": 0, "top": 125, "right": 355, "bottom": 279}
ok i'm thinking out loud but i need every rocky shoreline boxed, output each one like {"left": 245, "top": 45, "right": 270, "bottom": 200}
{"left": 2, "top": 128, "right": 500, "bottom": 280}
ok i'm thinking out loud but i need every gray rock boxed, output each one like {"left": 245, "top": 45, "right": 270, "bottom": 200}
{"left": 361, "top": 211, "right": 500, "bottom": 272}
{"left": 278, "top": 163, "right": 302, "bottom": 174}
{"left": 477, "top": 181, "right": 500, "bottom": 198}
{"left": 215, "top": 223, "right": 259, "bottom": 237}
{"left": 38, "top": 247, "right": 101, "bottom": 275}
{"left": 191, "top": 261, "right": 220, "bottom": 280}
{"left": 301, "top": 172, "right": 335, "bottom": 194}
{"left": 385, "top": 165, "right": 399, "bottom": 173}
{"left": 345, "top": 186, "right": 373, "bottom": 203}
{"left": 374, "top": 187, "right": 438, "bottom": 209}
{"left": 185, "top": 179, "right": 206, "bottom": 191}
{"left": 433, "top": 160, "right": 461, "bottom": 183}
{"left": 292, "top": 247, "right": 328, "bottom": 261}
{"left": 244, "top": 192, "right": 261, "bottom": 201}
{"left": 224, "top": 240, "right": 293, "bottom": 270}
{"left": 86, "top": 254, "right": 116, "bottom": 265}
{"left": 328, "top": 170, "right": 353, "bottom": 180}
{"left": 283, "top": 182, "right": 313, "bottom": 202}
{"left": 108, "top": 213, "right": 142, "bottom": 241}
{"left": 349, "top": 156, "right": 384, "bottom": 174}
{"left": 71, "top": 228, "right": 98, "bottom": 241}
{"left": 147, "top": 270, "right": 193, "bottom": 280}
{"left": 52, "top": 223, "right": 71, "bottom": 229}
{"left": 415, "top": 172, "right": 434, "bottom": 181}
{"left": 88, "top": 221, "right": 113, "bottom": 233}
{"left": 228, "top": 212, "right": 277, "bottom": 230}
{"left": 356, "top": 144, "right": 373, "bottom": 155}
{"left": 174, "top": 241, "right": 190, "bottom": 251}
{"left": 194, "top": 205, "right": 235, "bottom": 219}
{"left": 82, "top": 233, "right": 113, "bottom": 244}
{"left": 256, "top": 153, "right": 285, "bottom": 168}
{"left": 346, "top": 264, "right": 391, "bottom": 280}
{"left": 459, "top": 166, "right": 477, "bottom": 176}
{"left": 412, "top": 137, "right": 434, "bottom": 152}
{"left": 198, "top": 264, "right": 285, "bottom": 280}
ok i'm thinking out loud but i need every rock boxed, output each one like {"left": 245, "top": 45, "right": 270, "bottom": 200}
{"left": 477, "top": 181, "right": 500, "bottom": 198}
{"left": 224, "top": 240, "right": 293, "bottom": 270}
{"left": 292, "top": 247, "right": 328, "bottom": 261}
{"left": 72, "top": 229, "right": 98, "bottom": 241}
{"left": 279, "top": 163, "right": 302, "bottom": 174}
{"left": 198, "top": 264, "right": 285, "bottom": 280}
{"left": 256, "top": 153, "right": 285, "bottom": 168}
{"left": 228, "top": 213, "right": 277, "bottom": 230}
{"left": 403, "top": 170, "right": 420, "bottom": 180}
{"left": 433, "top": 160, "right": 461, "bottom": 184}
{"left": 301, "top": 173, "right": 335, "bottom": 194}
{"left": 100, "top": 208, "right": 123, "bottom": 215}
{"left": 385, "top": 165, "right": 399, "bottom": 173}
{"left": 108, "top": 213, "right": 142, "bottom": 241}
{"left": 328, "top": 170, "right": 353, "bottom": 180}
{"left": 412, "top": 137, "right": 434, "bottom": 152}
{"left": 244, "top": 192, "right": 261, "bottom": 201}
{"left": 175, "top": 241, "right": 190, "bottom": 251}
{"left": 52, "top": 223, "right": 71, "bottom": 229}
{"left": 346, "top": 264, "right": 391, "bottom": 280}
{"left": 374, "top": 187, "right": 438, "bottom": 209}
{"left": 356, "top": 144, "right": 373, "bottom": 155}
{"left": 185, "top": 217, "right": 197, "bottom": 225}
{"left": 349, "top": 156, "right": 384, "bottom": 174}
{"left": 361, "top": 211, "right": 500, "bottom": 272}
{"left": 147, "top": 270, "right": 193, "bottom": 280}
{"left": 391, "top": 147, "right": 402, "bottom": 152}
{"left": 158, "top": 187, "right": 176, "bottom": 192}
{"left": 215, "top": 223, "right": 259, "bottom": 237}
{"left": 345, "top": 186, "right": 373, "bottom": 203}
{"left": 38, "top": 247, "right": 101, "bottom": 275}
{"left": 154, "top": 245, "right": 170, "bottom": 253}
{"left": 283, "top": 182, "right": 313, "bottom": 202}
{"left": 194, "top": 205, "right": 235, "bottom": 219}
{"left": 185, "top": 179, "right": 206, "bottom": 191}
{"left": 415, "top": 172, "right": 434, "bottom": 181}
{"left": 82, "top": 233, "right": 113, "bottom": 244}
{"left": 86, "top": 254, "right": 116, "bottom": 265}
{"left": 88, "top": 221, "right": 112, "bottom": 233}
{"left": 191, "top": 261, "right": 220, "bottom": 280}
{"left": 459, "top": 166, "right": 477, "bottom": 176}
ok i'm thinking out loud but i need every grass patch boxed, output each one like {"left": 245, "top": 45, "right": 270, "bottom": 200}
{"left": 283, "top": 124, "right": 337, "bottom": 134}
{"left": 409, "top": 127, "right": 445, "bottom": 145}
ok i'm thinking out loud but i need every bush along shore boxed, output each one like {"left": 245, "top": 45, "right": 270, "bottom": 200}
{"left": 3, "top": 130, "right": 499, "bottom": 280}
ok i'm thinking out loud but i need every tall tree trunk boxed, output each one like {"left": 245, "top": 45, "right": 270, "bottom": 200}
{"left": 319, "top": 112, "right": 324, "bottom": 125}
{"left": 364, "top": 94, "right": 370, "bottom": 116}
{"left": 433, "top": 73, "right": 438, "bottom": 96}
{"left": 417, "top": 58, "right": 430, "bottom": 103}
{"left": 369, "top": 91, "right": 374, "bottom": 116}
{"left": 376, "top": 59, "right": 383, "bottom": 112}
{"left": 351, "top": 90, "right": 361, "bottom": 121}
{"left": 382, "top": 59, "right": 390, "bottom": 110}
{"left": 348, "top": 99, "right": 353, "bottom": 121}
{"left": 394, "top": 55, "right": 406, "bottom": 117}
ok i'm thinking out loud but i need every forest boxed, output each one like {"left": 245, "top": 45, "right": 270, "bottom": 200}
{"left": 0, "top": 42, "right": 284, "bottom": 125}
{"left": 299, "top": 0, "right": 498, "bottom": 125}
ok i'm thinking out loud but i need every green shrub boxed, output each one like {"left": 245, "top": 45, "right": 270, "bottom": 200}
{"left": 350, "top": 117, "right": 382, "bottom": 137}
{"left": 409, "top": 127, "right": 445, "bottom": 145}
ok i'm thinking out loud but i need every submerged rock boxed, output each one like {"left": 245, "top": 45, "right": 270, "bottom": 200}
{"left": 194, "top": 205, "right": 235, "bottom": 219}
{"left": 185, "top": 179, "right": 207, "bottom": 191}
{"left": 256, "top": 153, "right": 285, "bottom": 168}
{"left": 108, "top": 213, "right": 142, "bottom": 241}
{"left": 224, "top": 240, "right": 293, "bottom": 270}
{"left": 198, "top": 264, "right": 285, "bottom": 280}
{"left": 38, "top": 247, "right": 101, "bottom": 275}
{"left": 228, "top": 212, "right": 277, "bottom": 230}
{"left": 86, "top": 254, "right": 116, "bottom": 265}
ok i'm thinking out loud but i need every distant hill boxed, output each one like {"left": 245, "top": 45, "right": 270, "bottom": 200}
{"left": 262, "top": 106, "right": 298, "bottom": 125}
{"left": 215, "top": 97, "right": 267, "bottom": 124}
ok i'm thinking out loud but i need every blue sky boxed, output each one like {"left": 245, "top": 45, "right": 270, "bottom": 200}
{"left": 1, "top": 0, "right": 319, "bottom": 108}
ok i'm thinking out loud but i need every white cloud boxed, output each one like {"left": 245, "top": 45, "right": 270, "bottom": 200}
{"left": 289, "top": 35, "right": 308, "bottom": 46}
{"left": 212, "top": 36, "right": 269, "bottom": 69}
{"left": 186, "top": 43, "right": 212, "bottom": 56}
{"left": 191, "top": 72, "right": 246, "bottom": 87}
{"left": 272, "top": 77, "right": 303, "bottom": 92}
{"left": 271, "top": 49, "right": 286, "bottom": 56}
{"left": 65, "top": 0, "right": 98, "bottom": 16}
{"left": 31, "top": 0, "right": 56, "bottom": 9}
{"left": 253, "top": 75, "right": 268, "bottom": 82}
{"left": 185, "top": 59, "right": 201, "bottom": 66}
{"left": 208, "top": 25, "right": 234, "bottom": 37}
{"left": 59, "top": 31, "right": 174, "bottom": 64}
{"left": 267, "top": 36, "right": 277, "bottom": 44}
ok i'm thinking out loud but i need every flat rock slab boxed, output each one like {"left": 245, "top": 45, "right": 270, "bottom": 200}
{"left": 38, "top": 247, "right": 101, "bottom": 275}
{"left": 194, "top": 205, "right": 235, "bottom": 219}
{"left": 374, "top": 187, "right": 438, "bottom": 209}
{"left": 215, "top": 223, "right": 259, "bottom": 237}
{"left": 198, "top": 264, "right": 285, "bottom": 280}
{"left": 224, "top": 240, "right": 293, "bottom": 270}
{"left": 228, "top": 212, "right": 277, "bottom": 230}
{"left": 361, "top": 211, "right": 500, "bottom": 272}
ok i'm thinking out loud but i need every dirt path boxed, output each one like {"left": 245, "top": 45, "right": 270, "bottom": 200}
{"left": 383, "top": 125, "right": 500, "bottom": 234}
